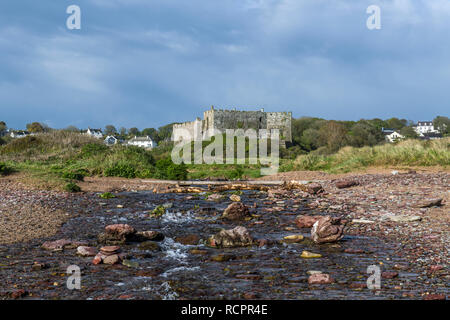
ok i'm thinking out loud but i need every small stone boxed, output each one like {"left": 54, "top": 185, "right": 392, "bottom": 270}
{"left": 122, "top": 260, "right": 139, "bottom": 268}
{"left": 351, "top": 219, "right": 374, "bottom": 224}
{"left": 103, "top": 254, "right": 120, "bottom": 265}
{"left": 335, "top": 180, "right": 359, "bottom": 189}
{"left": 100, "top": 246, "right": 121, "bottom": 254}
{"left": 382, "top": 271, "right": 399, "bottom": 279}
{"left": 429, "top": 265, "right": 443, "bottom": 273}
{"left": 306, "top": 270, "right": 323, "bottom": 275}
{"left": 175, "top": 234, "right": 200, "bottom": 245}
{"left": 77, "top": 246, "right": 97, "bottom": 257}
{"left": 11, "top": 289, "right": 27, "bottom": 299}
{"left": 283, "top": 234, "right": 304, "bottom": 242}
{"left": 211, "top": 254, "right": 236, "bottom": 262}
{"left": 230, "top": 194, "right": 241, "bottom": 202}
{"left": 41, "top": 239, "right": 72, "bottom": 251}
{"left": 308, "top": 273, "right": 334, "bottom": 284}
{"left": 189, "top": 249, "right": 208, "bottom": 255}
{"left": 301, "top": 251, "right": 322, "bottom": 259}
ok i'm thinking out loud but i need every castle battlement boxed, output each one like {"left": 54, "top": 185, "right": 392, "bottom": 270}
{"left": 173, "top": 106, "right": 292, "bottom": 144}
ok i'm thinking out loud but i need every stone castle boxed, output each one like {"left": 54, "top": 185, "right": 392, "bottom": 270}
{"left": 173, "top": 106, "right": 292, "bottom": 144}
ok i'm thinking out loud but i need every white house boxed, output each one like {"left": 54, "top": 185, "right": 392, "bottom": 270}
{"left": 413, "top": 121, "right": 439, "bottom": 136}
{"left": 127, "top": 136, "right": 156, "bottom": 149}
{"left": 104, "top": 135, "right": 119, "bottom": 145}
{"left": 382, "top": 128, "right": 405, "bottom": 143}
{"left": 10, "top": 130, "right": 30, "bottom": 138}
{"left": 86, "top": 128, "right": 103, "bottom": 139}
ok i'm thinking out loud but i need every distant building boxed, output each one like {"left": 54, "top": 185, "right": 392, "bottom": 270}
{"left": 382, "top": 128, "right": 405, "bottom": 143}
{"left": 104, "top": 135, "right": 119, "bottom": 145}
{"left": 10, "top": 130, "right": 30, "bottom": 139}
{"left": 413, "top": 121, "right": 439, "bottom": 137}
{"left": 421, "top": 132, "right": 443, "bottom": 140}
{"left": 127, "top": 136, "right": 156, "bottom": 149}
{"left": 86, "top": 128, "right": 103, "bottom": 139}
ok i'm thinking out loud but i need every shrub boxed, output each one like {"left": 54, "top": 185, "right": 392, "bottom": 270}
{"left": 228, "top": 165, "right": 244, "bottom": 180}
{"left": 65, "top": 182, "right": 81, "bottom": 192}
{"left": 155, "top": 157, "right": 188, "bottom": 180}
{"left": 99, "top": 192, "right": 116, "bottom": 199}
{"left": 81, "top": 143, "right": 109, "bottom": 158}
{"left": 0, "top": 162, "right": 12, "bottom": 176}
{"left": 150, "top": 205, "right": 166, "bottom": 217}
{"left": 104, "top": 162, "right": 136, "bottom": 178}
{"left": 61, "top": 170, "right": 85, "bottom": 181}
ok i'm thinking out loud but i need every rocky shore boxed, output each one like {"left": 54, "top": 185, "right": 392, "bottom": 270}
{"left": 0, "top": 171, "right": 448, "bottom": 300}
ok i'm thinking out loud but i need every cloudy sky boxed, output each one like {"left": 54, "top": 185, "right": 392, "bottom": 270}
{"left": 1, "top": 0, "right": 449, "bottom": 130}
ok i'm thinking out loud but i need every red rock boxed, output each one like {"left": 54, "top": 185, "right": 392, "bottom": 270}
{"left": 311, "top": 216, "right": 345, "bottom": 244}
{"left": 306, "top": 183, "right": 324, "bottom": 195}
{"left": 175, "top": 234, "right": 200, "bottom": 245}
{"left": 105, "top": 224, "right": 135, "bottom": 235}
{"left": 336, "top": 180, "right": 359, "bottom": 189}
{"left": 349, "top": 283, "right": 366, "bottom": 289}
{"left": 429, "top": 265, "right": 443, "bottom": 273}
{"left": 308, "top": 273, "right": 334, "bottom": 284}
{"left": 243, "top": 292, "right": 257, "bottom": 299}
{"left": 11, "top": 289, "right": 27, "bottom": 299}
{"left": 423, "top": 294, "right": 446, "bottom": 300}
{"left": 92, "top": 253, "right": 104, "bottom": 265}
{"left": 77, "top": 246, "right": 97, "bottom": 257}
{"left": 382, "top": 271, "right": 399, "bottom": 279}
{"left": 221, "top": 202, "right": 251, "bottom": 221}
{"left": 295, "top": 215, "right": 322, "bottom": 228}
{"left": 100, "top": 246, "right": 121, "bottom": 254}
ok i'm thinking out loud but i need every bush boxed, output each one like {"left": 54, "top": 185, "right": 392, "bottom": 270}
{"left": 81, "top": 143, "right": 109, "bottom": 158}
{"left": 65, "top": 182, "right": 81, "bottom": 192}
{"left": 227, "top": 165, "right": 244, "bottom": 180}
{"left": 99, "top": 192, "right": 116, "bottom": 199}
{"left": 104, "top": 162, "right": 136, "bottom": 178}
{"left": 61, "top": 170, "right": 85, "bottom": 181}
{"left": 155, "top": 157, "right": 188, "bottom": 180}
{"left": 0, "top": 162, "right": 12, "bottom": 176}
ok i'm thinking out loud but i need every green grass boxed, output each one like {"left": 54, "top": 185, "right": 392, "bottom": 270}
{"left": 281, "top": 138, "right": 450, "bottom": 173}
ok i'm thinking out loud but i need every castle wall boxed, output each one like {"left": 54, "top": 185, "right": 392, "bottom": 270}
{"left": 174, "top": 108, "right": 292, "bottom": 143}
{"left": 266, "top": 112, "right": 292, "bottom": 142}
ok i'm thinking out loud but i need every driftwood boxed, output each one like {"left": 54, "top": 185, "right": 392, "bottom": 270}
{"left": 208, "top": 184, "right": 270, "bottom": 192}
{"left": 150, "top": 180, "right": 315, "bottom": 194}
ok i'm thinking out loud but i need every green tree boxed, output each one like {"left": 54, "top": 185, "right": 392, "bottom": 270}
{"left": 141, "top": 128, "right": 158, "bottom": 140}
{"left": 348, "top": 120, "right": 384, "bottom": 147}
{"left": 385, "top": 118, "right": 407, "bottom": 130}
{"left": 128, "top": 127, "right": 140, "bottom": 137}
{"left": 318, "top": 121, "right": 348, "bottom": 152}
{"left": 26, "top": 122, "right": 46, "bottom": 133}
{"left": 433, "top": 116, "right": 450, "bottom": 135}
{"left": 104, "top": 125, "right": 117, "bottom": 136}
{"left": 0, "top": 121, "right": 6, "bottom": 132}
{"left": 399, "top": 126, "right": 419, "bottom": 139}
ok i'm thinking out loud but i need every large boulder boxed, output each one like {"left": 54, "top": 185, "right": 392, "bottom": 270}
{"left": 311, "top": 216, "right": 345, "bottom": 244}
{"left": 221, "top": 202, "right": 251, "bottom": 221}
{"left": 208, "top": 226, "right": 253, "bottom": 248}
